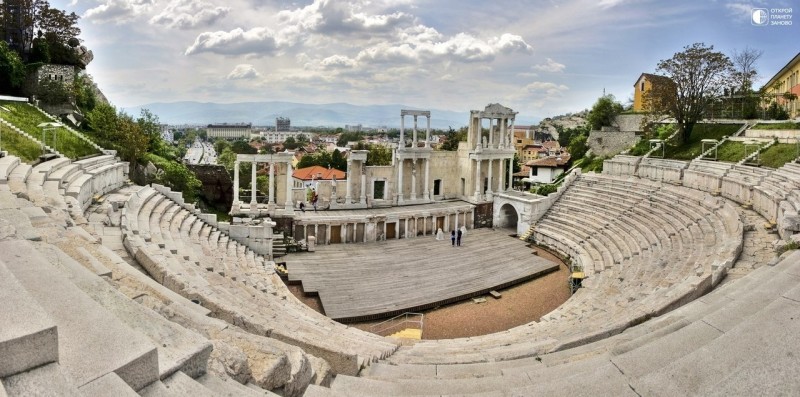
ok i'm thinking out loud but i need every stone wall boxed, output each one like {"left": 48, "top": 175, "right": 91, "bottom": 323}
{"left": 614, "top": 114, "right": 646, "bottom": 132}
{"left": 587, "top": 130, "right": 640, "bottom": 157}
{"left": 744, "top": 129, "right": 800, "bottom": 142}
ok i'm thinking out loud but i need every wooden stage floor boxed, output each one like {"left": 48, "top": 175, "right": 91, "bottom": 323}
{"left": 284, "top": 228, "right": 559, "bottom": 322}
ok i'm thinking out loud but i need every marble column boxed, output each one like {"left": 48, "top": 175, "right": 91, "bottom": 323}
{"left": 360, "top": 171, "right": 367, "bottom": 204}
{"left": 425, "top": 116, "right": 431, "bottom": 148}
{"left": 400, "top": 116, "right": 405, "bottom": 146}
{"left": 233, "top": 161, "right": 240, "bottom": 203}
{"left": 413, "top": 115, "right": 418, "bottom": 146}
{"left": 423, "top": 158, "right": 430, "bottom": 200}
{"left": 489, "top": 119, "right": 494, "bottom": 148}
{"left": 250, "top": 161, "right": 257, "bottom": 205}
{"left": 497, "top": 159, "right": 504, "bottom": 193}
{"left": 474, "top": 159, "right": 481, "bottom": 201}
{"left": 284, "top": 162, "right": 293, "bottom": 209}
{"left": 410, "top": 159, "right": 417, "bottom": 201}
{"left": 345, "top": 159, "right": 353, "bottom": 204}
{"left": 397, "top": 160, "right": 404, "bottom": 204}
{"left": 454, "top": 210, "right": 459, "bottom": 230}
{"left": 269, "top": 161, "right": 275, "bottom": 204}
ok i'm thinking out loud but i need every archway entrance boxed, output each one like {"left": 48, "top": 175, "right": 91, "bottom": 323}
{"left": 497, "top": 203, "right": 518, "bottom": 230}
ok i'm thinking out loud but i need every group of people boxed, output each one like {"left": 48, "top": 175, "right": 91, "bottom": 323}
{"left": 450, "top": 228, "right": 463, "bottom": 247}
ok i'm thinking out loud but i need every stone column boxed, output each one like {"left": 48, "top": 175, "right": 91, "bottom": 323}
{"left": 413, "top": 115, "right": 418, "bottom": 146}
{"left": 500, "top": 118, "right": 507, "bottom": 149}
{"left": 284, "top": 161, "right": 294, "bottom": 209}
{"left": 400, "top": 116, "right": 405, "bottom": 146}
{"left": 345, "top": 158, "right": 353, "bottom": 204}
{"left": 498, "top": 159, "right": 504, "bottom": 193}
{"left": 424, "top": 158, "right": 430, "bottom": 200}
{"left": 474, "top": 159, "right": 481, "bottom": 201}
{"left": 233, "top": 161, "right": 240, "bottom": 203}
{"left": 250, "top": 160, "right": 258, "bottom": 205}
{"left": 426, "top": 116, "right": 431, "bottom": 148}
{"left": 397, "top": 159, "right": 404, "bottom": 204}
{"left": 410, "top": 159, "right": 417, "bottom": 201}
{"left": 454, "top": 210, "right": 459, "bottom": 230}
{"left": 268, "top": 162, "right": 275, "bottom": 204}
{"left": 360, "top": 170, "right": 367, "bottom": 204}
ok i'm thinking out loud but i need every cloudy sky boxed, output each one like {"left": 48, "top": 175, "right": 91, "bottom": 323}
{"left": 52, "top": 0, "right": 797, "bottom": 120}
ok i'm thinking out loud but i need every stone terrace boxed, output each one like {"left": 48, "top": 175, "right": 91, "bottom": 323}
{"left": 285, "top": 229, "right": 558, "bottom": 321}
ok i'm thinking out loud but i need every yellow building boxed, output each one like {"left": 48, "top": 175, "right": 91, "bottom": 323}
{"left": 764, "top": 52, "right": 800, "bottom": 119}
{"left": 632, "top": 73, "right": 673, "bottom": 112}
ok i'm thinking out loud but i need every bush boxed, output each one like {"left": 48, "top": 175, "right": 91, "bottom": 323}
{"left": 144, "top": 153, "right": 202, "bottom": 202}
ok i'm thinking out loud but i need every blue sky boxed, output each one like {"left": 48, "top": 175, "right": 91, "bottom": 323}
{"left": 52, "top": 0, "right": 798, "bottom": 120}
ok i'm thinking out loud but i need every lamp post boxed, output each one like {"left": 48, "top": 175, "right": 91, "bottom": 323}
{"left": 37, "top": 122, "right": 62, "bottom": 154}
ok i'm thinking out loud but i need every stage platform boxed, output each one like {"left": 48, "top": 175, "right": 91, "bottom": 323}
{"left": 284, "top": 228, "right": 560, "bottom": 322}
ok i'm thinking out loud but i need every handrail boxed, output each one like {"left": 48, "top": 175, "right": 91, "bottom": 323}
{"left": 370, "top": 312, "right": 424, "bottom": 337}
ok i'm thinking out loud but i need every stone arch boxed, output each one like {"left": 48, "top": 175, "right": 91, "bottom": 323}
{"left": 497, "top": 203, "right": 519, "bottom": 230}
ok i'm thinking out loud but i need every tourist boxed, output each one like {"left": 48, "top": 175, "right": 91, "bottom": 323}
{"left": 457, "top": 228, "right": 462, "bottom": 246}
{"left": 312, "top": 192, "right": 318, "bottom": 212}
{"left": 299, "top": 202, "right": 305, "bottom": 212}
{"left": 450, "top": 230, "right": 456, "bottom": 246}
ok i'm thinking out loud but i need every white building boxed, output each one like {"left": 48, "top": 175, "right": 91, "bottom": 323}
{"left": 524, "top": 155, "right": 570, "bottom": 184}
{"left": 262, "top": 130, "right": 310, "bottom": 144}
{"left": 206, "top": 123, "right": 252, "bottom": 140}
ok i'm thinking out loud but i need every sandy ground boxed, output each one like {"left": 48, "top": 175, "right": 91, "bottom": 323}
{"left": 285, "top": 246, "right": 572, "bottom": 340}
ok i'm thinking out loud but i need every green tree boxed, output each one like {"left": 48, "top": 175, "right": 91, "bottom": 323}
{"left": 336, "top": 131, "right": 363, "bottom": 147}
{"left": 331, "top": 148, "right": 347, "bottom": 171}
{"left": 231, "top": 139, "right": 256, "bottom": 154}
{"left": 115, "top": 113, "right": 150, "bottom": 164}
{"left": 568, "top": 134, "right": 589, "bottom": 160}
{"left": 587, "top": 94, "right": 623, "bottom": 130}
{"left": 35, "top": 79, "right": 70, "bottom": 104}
{"left": 366, "top": 144, "right": 392, "bottom": 166}
{"left": 213, "top": 138, "right": 230, "bottom": 155}
{"left": 86, "top": 103, "right": 118, "bottom": 142}
{"left": 644, "top": 43, "right": 734, "bottom": 144}
{"left": 440, "top": 127, "right": 466, "bottom": 151}
{"left": 0, "top": 41, "right": 26, "bottom": 94}
{"left": 218, "top": 147, "right": 236, "bottom": 172}
{"left": 72, "top": 73, "right": 96, "bottom": 112}
{"left": 283, "top": 136, "right": 300, "bottom": 150}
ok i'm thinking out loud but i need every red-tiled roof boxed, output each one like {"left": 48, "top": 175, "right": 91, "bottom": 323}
{"left": 293, "top": 165, "right": 346, "bottom": 181}
{"left": 526, "top": 154, "right": 570, "bottom": 167}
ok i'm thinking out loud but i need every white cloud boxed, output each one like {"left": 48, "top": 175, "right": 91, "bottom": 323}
{"left": 150, "top": 0, "right": 230, "bottom": 29}
{"left": 532, "top": 58, "right": 565, "bottom": 73}
{"left": 227, "top": 64, "right": 261, "bottom": 80}
{"left": 490, "top": 33, "right": 534, "bottom": 54}
{"left": 523, "top": 81, "right": 569, "bottom": 97}
{"left": 320, "top": 55, "right": 357, "bottom": 69}
{"left": 275, "top": 0, "right": 413, "bottom": 36}
{"left": 84, "top": 0, "right": 155, "bottom": 24}
{"left": 185, "top": 28, "right": 280, "bottom": 56}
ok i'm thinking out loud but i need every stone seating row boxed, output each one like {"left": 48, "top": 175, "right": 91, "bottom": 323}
{"left": 120, "top": 186, "right": 399, "bottom": 376}
{"left": 0, "top": 155, "right": 316, "bottom": 396}
{"left": 0, "top": 237, "right": 283, "bottom": 397}
{"left": 379, "top": 173, "right": 741, "bottom": 366}
{"left": 303, "top": 249, "right": 800, "bottom": 396}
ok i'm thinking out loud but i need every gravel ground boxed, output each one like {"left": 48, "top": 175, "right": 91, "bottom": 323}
{"left": 285, "top": 246, "right": 571, "bottom": 340}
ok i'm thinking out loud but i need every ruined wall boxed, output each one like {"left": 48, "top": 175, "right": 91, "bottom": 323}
{"left": 428, "top": 151, "right": 461, "bottom": 199}
{"left": 614, "top": 114, "right": 646, "bottom": 132}
{"left": 588, "top": 130, "right": 640, "bottom": 157}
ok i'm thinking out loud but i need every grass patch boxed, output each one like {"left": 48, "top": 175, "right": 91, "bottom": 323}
{"left": 760, "top": 143, "right": 799, "bottom": 169}
{"left": 752, "top": 122, "right": 800, "bottom": 130}
{"left": 663, "top": 123, "right": 743, "bottom": 160}
{"left": 578, "top": 155, "right": 605, "bottom": 173}
{"left": 0, "top": 121, "right": 45, "bottom": 162}
{"left": 713, "top": 141, "right": 768, "bottom": 163}
{"left": 0, "top": 101, "right": 100, "bottom": 159}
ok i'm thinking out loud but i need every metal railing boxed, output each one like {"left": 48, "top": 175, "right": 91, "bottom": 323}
{"left": 370, "top": 312, "right": 424, "bottom": 337}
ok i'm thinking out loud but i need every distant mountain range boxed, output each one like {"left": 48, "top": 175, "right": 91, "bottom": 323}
{"left": 123, "top": 101, "right": 541, "bottom": 129}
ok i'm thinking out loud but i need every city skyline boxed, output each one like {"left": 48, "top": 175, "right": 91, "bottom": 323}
{"left": 54, "top": 0, "right": 798, "bottom": 119}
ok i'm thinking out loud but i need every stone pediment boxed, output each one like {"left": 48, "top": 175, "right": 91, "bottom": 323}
{"left": 480, "top": 103, "right": 516, "bottom": 118}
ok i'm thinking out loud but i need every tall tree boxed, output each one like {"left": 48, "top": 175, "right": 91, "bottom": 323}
{"left": 644, "top": 43, "right": 734, "bottom": 144}
{"left": 587, "top": 94, "right": 623, "bottom": 130}
{"left": 731, "top": 47, "right": 763, "bottom": 92}
{"left": 0, "top": 40, "right": 26, "bottom": 93}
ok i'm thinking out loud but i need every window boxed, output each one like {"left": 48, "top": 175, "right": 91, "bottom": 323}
{"left": 640, "top": 82, "right": 645, "bottom": 92}
{"left": 531, "top": 167, "right": 538, "bottom": 176}
{"left": 433, "top": 179, "right": 442, "bottom": 196}
{"left": 373, "top": 180, "right": 385, "bottom": 199}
